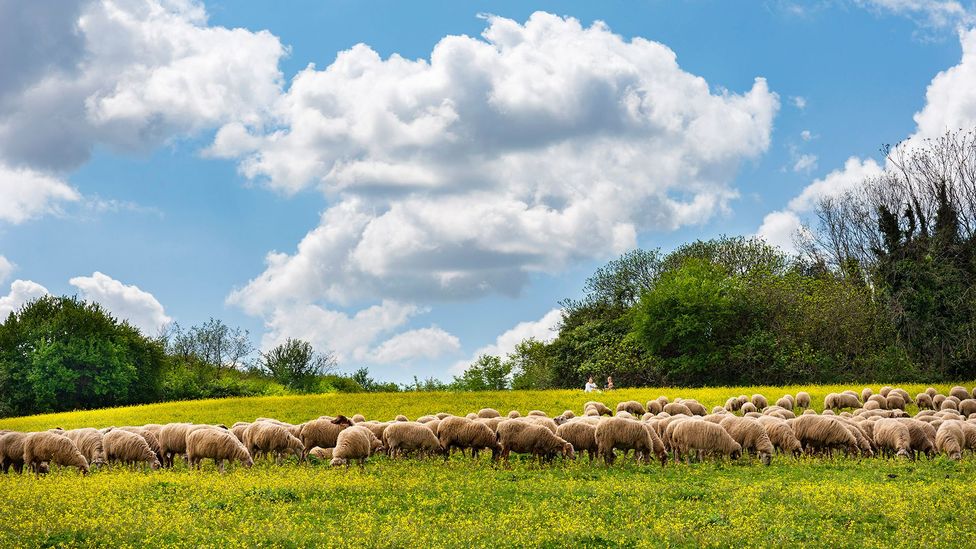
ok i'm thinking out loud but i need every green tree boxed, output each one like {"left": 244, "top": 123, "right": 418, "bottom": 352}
{"left": 508, "top": 339, "right": 556, "bottom": 390}
{"left": 261, "top": 338, "right": 336, "bottom": 391}
{"left": 452, "top": 355, "right": 511, "bottom": 391}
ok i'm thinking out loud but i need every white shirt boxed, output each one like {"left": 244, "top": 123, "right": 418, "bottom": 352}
{"left": 584, "top": 382, "right": 597, "bottom": 392}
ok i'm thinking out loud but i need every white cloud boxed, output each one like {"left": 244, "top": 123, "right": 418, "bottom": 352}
{"left": 800, "top": 129, "right": 813, "bottom": 141}
{"left": 788, "top": 157, "right": 885, "bottom": 211}
{"left": 369, "top": 326, "right": 461, "bottom": 364}
{"left": 0, "top": 163, "right": 80, "bottom": 224}
{"left": 757, "top": 211, "right": 804, "bottom": 253}
{"left": 69, "top": 271, "right": 171, "bottom": 334}
{"left": 0, "top": 256, "right": 13, "bottom": 284}
{"left": 912, "top": 27, "right": 976, "bottom": 139}
{"left": 792, "top": 96, "right": 807, "bottom": 109}
{"left": 226, "top": 12, "right": 778, "bottom": 335}
{"left": 792, "top": 153, "right": 818, "bottom": 173}
{"left": 450, "top": 308, "right": 562, "bottom": 374}
{"left": 0, "top": 0, "right": 286, "bottom": 171}
{"left": 0, "top": 280, "right": 49, "bottom": 320}
{"left": 856, "top": 0, "right": 975, "bottom": 29}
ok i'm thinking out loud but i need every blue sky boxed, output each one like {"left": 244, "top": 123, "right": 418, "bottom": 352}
{"left": 2, "top": 0, "right": 976, "bottom": 382}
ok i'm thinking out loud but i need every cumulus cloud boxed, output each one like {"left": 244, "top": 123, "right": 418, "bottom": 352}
{"left": 856, "top": 0, "right": 975, "bottom": 30}
{"left": 369, "top": 327, "right": 461, "bottom": 364}
{"left": 791, "top": 96, "right": 807, "bottom": 109}
{"left": 451, "top": 308, "right": 563, "bottom": 374}
{"left": 0, "top": 0, "right": 286, "bottom": 171}
{"left": 69, "top": 271, "right": 171, "bottom": 334}
{"left": 0, "top": 256, "right": 13, "bottom": 284}
{"left": 0, "top": 280, "right": 49, "bottom": 320}
{"left": 0, "top": 163, "right": 80, "bottom": 224}
{"left": 792, "top": 153, "right": 818, "bottom": 173}
{"left": 226, "top": 12, "right": 778, "bottom": 329}
{"left": 912, "top": 27, "right": 976, "bottom": 139}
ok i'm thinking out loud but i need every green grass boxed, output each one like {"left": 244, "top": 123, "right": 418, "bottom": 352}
{"left": 1, "top": 382, "right": 975, "bottom": 547}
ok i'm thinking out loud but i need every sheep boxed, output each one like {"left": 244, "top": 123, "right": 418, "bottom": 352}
{"left": 0, "top": 432, "right": 47, "bottom": 474}
{"left": 360, "top": 421, "right": 390, "bottom": 441}
{"left": 751, "top": 394, "right": 768, "bottom": 411}
{"left": 243, "top": 422, "right": 304, "bottom": 464}
{"left": 724, "top": 397, "right": 741, "bottom": 412}
{"left": 62, "top": 428, "right": 106, "bottom": 467}
{"left": 424, "top": 420, "right": 441, "bottom": 437}
{"left": 646, "top": 400, "right": 663, "bottom": 415}
{"left": 594, "top": 417, "right": 666, "bottom": 466}
{"left": 775, "top": 395, "right": 794, "bottom": 410}
{"left": 416, "top": 415, "right": 436, "bottom": 424}
{"left": 157, "top": 423, "right": 226, "bottom": 468}
{"left": 835, "top": 418, "right": 874, "bottom": 457}
{"left": 556, "top": 421, "right": 598, "bottom": 461}
{"left": 465, "top": 413, "right": 479, "bottom": 420}
{"left": 616, "top": 401, "right": 646, "bottom": 416}
{"left": 860, "top": 387, "right": 873, "bottom": 402}
{"left": 711, "top": 406, "right": 725, "bottom": 414}
{"left": 584, "top": 409, "right": 600, "bottom": 417}
{"left": 583, "top": 401, "right": 612, "bottom": 416}
{"left": 527, "top": 410, "right": 548, "bottom": 417}
{"left": 896, "top": 418, "right": 936, "bottom": 459}
{"left": 950, "top": 386, "right": 971, "bottom": 401}
{"left": 435, "top": 413, "right": 451, "bottom": 420}
{"left": 924, "top": 387, "right": 937, "bottom": 397}
{"left": 437, "top": 416, "right": 501, "bottom": 461}
{"left": 670, "top": 420, "right": 741, "bottom": 463}
{"left": 103, "top": 429, "right": 160, "bottom": 470}
{"left": 23, "top": 431, "right": 89, "bottom": 475}
{"left": 331, "top": 426, "right": 378, "bottom": 468}
{"left": 231, "top": 422, "right": 251, "bottom": 443}
{"left": 383, "top": 422, "right": 442, "bottom": 458}
{"left": 933, "top": 394, "right": 947, "bottom": 409}
{"left": 682, "top": 400, "right": 708, "bottom": 416}
{"left": 507, "top": 410, "right": 521, "bottom": 419}
{"left": 719, "top": 416, "right": 773, "bottom": 465}
{"left": 475, "top": 417, "right": 505, "bottom": 432}
{"left": 554, "top": 410, "right": 575, "bottom": 425}
{"left": 394, "top": 414, "right": 409, "bottom": 422}
{"left": 756, "top": 416, "right": 802, "bottom": 456}
{"left": 936, "top": 421, "right": 964, "bottom": 460}
{"left": 254, "top": 418, "right": 302, "bottom": 438}
{"left": 476, "top": 408, "right": 501, "bottom": 419}
{"left": 879, "top": 386, "right": 892, "bottom": 397}
{"left": 308, "top": 447, "right": 333, "bottom": 461}
{"left": 497, "top": 420, "right": 574, "bottom": 463}
{"left": 520, "top": 415, "right": 559, "bottom": 434}
{"left": 298, "top": 416, "right": 353, "bottom": 459}
{"left": 185, "top": 429, "right": 253, "bottom": 473}
{"left": 885, "top": 393, "right": 906, "bottom": 411}
{"left": 915, "top": 393, "right": 934, "bottom": 410}
{"left": 795, "top": 392, "right": 811, "bottom": 409}
{"left": 663, "top": 403, "right": 693, "bottom": 416}
{"left": 872, "top": 419, "right": 912, "bottom": 458}
{"left": 790, "top": 415, "right": 858, "bottom": 457}
{"left": 825, "top": 392, "right": 861, "bottom": 410}
{"left": 740, "top": 402, "right": 757, "bottom": 415}
{"left": 959, "top": 399, "right": 976, "bottom": 417}
{"left": 616, "top": 411, "right": 634, "bottom": 419}
{"left": 941, "top": 399, "right": 959, "bottom": 412}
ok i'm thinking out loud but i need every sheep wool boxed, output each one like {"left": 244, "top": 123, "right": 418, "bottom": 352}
{"left": 556, "top": 421, "right": 598, "bottom": 461}
{"left": 383, "top": 422, "right": 441, "bottom": 458}
{"left": 185, "top": 429, "right": 253, "bottom": 473}
{"left": 437, "top": 416, "right": 501, "bottom": 461}
{"left": 331, "top": 426, "right": 376, "bottom": 467}
{"left": 23, "top": 431, "right": 89, "bottom": 475}
{"left": 594, "top": 417, "right": 666, "bottom": 466}
{"left": 103, "top": 429, "right": 160, "bottom": 470}
{"left": 719, "top": 416, "right": 773, "bottom": 465}
{"left": 670, "top": 420, "right": 741, "bottom": 463}
{"left": 497, "top": 420, "right": 574, "bottom": 462}
{"left": 872, "top": 419, "right": 912, "bottom": 458}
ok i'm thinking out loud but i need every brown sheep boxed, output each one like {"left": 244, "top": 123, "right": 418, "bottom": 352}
{"left": 933, "top": 394, "right": 947, "bottom": 409}
{"left": 824, "top": 392, "right": 860, "bottom": 411}
{"left": 360, "top": 421, "right": 390, "bottom": 441}
{"left": 477, "top": 408, "right": 501, "bottom": 419}
{"left": 740, "top": 402, "right": 757, "bottom": 415}
{"left": 886, "top": 393, "right": 906, "bottom": 411}
{"left": 231, "top": 422, "right": 251, "bottom": 443}
{"left": 959, "top": 399, "right": 976, "bottom": 416}
{"left": 860, "top": 387, "right": 873, "bottom": 402}
{"left": 949, "top": 386, "right": 971, "bottom": 401}
{"left": 298, "top": 415, "right": 353, "bottom": 459}
{"left": 331, "top": 426, "right": 378, "bottom": 468}
{"left": 185, "top": 429, "right": 253, "bottom": 473}
{"left": 872, "top": 419, "right": 912, "bottom": 458}
{"left": 681, "top": 400, "right": 708, "bottom": 416}
{"left": 879, "top": 386, "right": 893, "bottom": 397}
{"left": 382, "top": 422, "right": 442, "bottom": 458}
{"left": 670, "top": 420, "right": 741, "bottom": 463}
{"left": 941, "top": 399, "right": 959, "bottom": 412}
{"left": 554, "top": 410, "right": 575, "bottom": 425}
{"left": 103, "top": 429, "right": 160, "bottom": 470}
{"left": 583, "top": 401, "right": 612, "bottom": 416}
{"left": 520, "top": 415, "right": 558, "bottom": 434}
{"left": 23, "top": 431, "right": 89, "bottom": 475}
{"left": 416, "top": 415, "right": 437, "bottom": 424}
{"left": 616, "top": 401, "right": 646, "bottom": 416}
{"left": 896, "top": 418, "right": 936, "bottom": 458}
{"left": 0, "top": 432, "right": 48, "bottom": 474}
{"left": 756, "top": 416, "right": 802, "bottom": 456}
{"left": 663, "top": 402, "right": 693, "bottom": 416}
{"left": 915, "top": 393, "right": 934, "bottom": 410}
{"left": 751, "top": 394, "right": 768, "bottom": 411}
{"left": 724, "top": 397, "right": 741, "bottom": 412}
{"left": 63, "top": 428, "right": 106, "bottom": 467}
{"left": 527, "top": 410, "right": 548, "bottom": 417}
{"left": 475, "top": 417, "right": 505, "bottom": 432}
{"left": 594, "top": 417, "right": 666, "bottom": 466}
{"left": 497, "top": 420, "right": 574, "bottom": 463}
{"left": 556, "top": 421, "right": 598, "bottom": 461}
{"left": 308, "top": 447, "right": 332, "bottom": 461}
{"left": 795, "top": 392, "right": 811, "bottom": 409}
{"left": 435, "top": 413, "right": 451, "bottom": 420}
{"left": 719, "top": 416, "right": 773, "bottom": 465}
{"left": 924, "top": 387, "right": 937, "bottom": 397}
{"left": 437, "top": 416, "right": 501, "bottom": 461}
{"left": 395, "top": 414, "right": 410, "bottom": 422}
{"left": 254, "top": 418, "right": 302, "bottom": 438}
{"left": 936, "top": 421, "right": 964, "bottom": 460}
{"left": 507, "top": 410, "right": 521, "bottom": 419}
{"left": 790, "top": 415, "right": 858, "bottom": 457}
{"left": 243, "top": 422, "right": 304, "bottom": 464}
{"left": 775, "top": 395, "right": 794, "bottom": 410}
{"left": 646, "top": 400, "right": 663, "bottom": 415}
{"left": 157, "top": 423, "right": 226, "bottom": 467}
{"left": 351, "top": 414, "right": 367, "bottom": 423}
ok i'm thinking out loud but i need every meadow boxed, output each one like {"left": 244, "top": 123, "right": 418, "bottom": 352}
{"left": 2, "top": 383, "right": 976, "bottom": 547}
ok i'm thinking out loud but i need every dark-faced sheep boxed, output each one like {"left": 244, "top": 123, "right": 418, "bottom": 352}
{"left": 670, "top": 420, "right": 741, "bottom": 463}
{"left": 298, "top": 416, "right": 353, "bottom": 459}
{"left": 383, "top": 422, "right": 442, "bottom": 458}
{"left": 185, "top": 428, "right": 253, "bottom": 473}
{"left": 437, "top": 416, "right": 501, "bottom": 461}
{"left": 497, "top": 420, "right": 574, "bottom": 463}
{"left": 23, "top": 432, "right": 89, "bottom": 475}
{"left": 556, "top": 421, "right": 598, "bottom": 461}
{"left": 103, "top": 429, "right": 160, "bottom": 470}
{"left": 594, "top": 417, "right": 666, "bottom": 466}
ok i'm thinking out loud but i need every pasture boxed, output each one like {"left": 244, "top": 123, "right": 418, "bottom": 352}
{"left": 2, "top": 383, "right": 976, "bottom": 547}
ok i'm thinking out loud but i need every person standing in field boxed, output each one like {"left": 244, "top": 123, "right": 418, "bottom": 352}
{"left": 606, "top": 376, "right": 614, "bottom": 391}
{"left": 584, "top": 377, "right": 598, "bottom": 392}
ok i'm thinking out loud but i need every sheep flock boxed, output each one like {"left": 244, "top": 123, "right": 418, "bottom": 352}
{"left": 3, "top": 385, "right": 976, "bottom": 475}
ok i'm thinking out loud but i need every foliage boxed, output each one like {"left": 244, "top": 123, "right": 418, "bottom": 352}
{"left": 260, "top": 338, "right": 336, "bottom": 391}
{"left": 451, "top": 355, "right": 512, "bottom": 391}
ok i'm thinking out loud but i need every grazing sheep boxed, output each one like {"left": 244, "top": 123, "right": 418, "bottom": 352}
{"left": 360, "top": 421, "right": 390, "bottom": 441}
{"left": 861, "top": 388, "right": 873, "bottom": 402}
{"left": 527, "top": 410, "right": 548, "bottom": 417}
{"left": 896, "top": 418, "right": 936, "bottom": 458}
{"left": 519, "top": 415, "right": 559, "bottom": 434}
{"left": 941, "top": 399, "right": 959, "bottom": 412}
{"left": 725, "top": 397, "right": 741, "bottom": 412}
{"left": 583, "top": 402, "right": 612, "bottom": 416}
{"left": 416, "top": 415, "right": 436, "bottom": 424}
{"left": 795, "top": 392, "right": 811, "bottom": 409}
{"left": 298, "top": 416, "right": 353, "bottom": 459}
{"left": 663, "top": 403, "right": 693, "bottom": 416}
{"left": 933, "top": 394, "right": 947, "bottom": 409}
{"left": 872, "top": 419, "right": 912, "bottom": 458}
{"left": 424, "top": 420, "right": 441, "bottom": 437}
{"left": 936, "top": 421, "right": 964, "bottom": 460}
{"left": 584, "top": 409, "right": 600, "bottom": 417}
{"left": 243, "top": 422, "right": 304, "bottom": 464}
{"left": 863, "top": 400, "right": 881, "bottom": 411}
{"left": 915, "top": 393, "right": 934, "bottom": 410}
{"left": 711, "top": 406, "right": 725, "bottom": 414}
{"left": 959, "top": 399, "right": 976, "bottom": 416}
{"left": 835, "top": 418, "right": 874, "bottom": 457}
{"left": 594, "top": 417, "right": 666, "bottom": 466}
{"left": 255, "top": 418, "right": 302, "bottom": 438}
{"left": 616, "top": 401, "right": 646, "bottom": 416}
{"left": 507, "top": 411, "right": 521, "bottom": 419}
{"left": 790, "top": 415, "right": 858, "bottom": 457}
{"left": 0, "top": 432, "right": 47, "bottom": 474}
{"left": 740, "top": 402, "right": 757, "bottom": 415}
{"left": 719, "top": 416, "right": 773, "bottom": 465}
{"left": 395, "top": 415, "right": 409, "bottom": 422}
{"left": 331, "top": 426, "right": 378, "bottom": 468}
{"left": 824, "top": 392, "right": 860, "bottom": 411}
{"left": 866, "top": 394, "right": 888, "bottom": 409}
{"left": 63, "top": 428, "right": 106, "bottom": 467}
{"left": 349, "top": 414, "right": 365, "bottom": 424}
{"left": 879, "top": 386, "right": 892, "bottom": 397}
{"left": 157, "top": 423, "right": 226, "bottom": 468}
{"left": 437, "top": 416, "right": 501, "bottom": 461}
{"left": 646, "top": 400, "right": 663, "bottom": 415}
{"left": 615, "top": 411, "right": 634, "bottom": 419}
{"left": 775, "top": 395, "right": 794, "bottom": 410}
{"left": 497, "top": 420, "right": 574, "bottom": 463}
{"left": 682, "top": 401, "right": 708, "bottom": 416}
{"left": 231, "top": 422, "right": 251, "bottom": 443}
{"left": 756, "top": 416, "right": 802, "bottom": 456}
{"left": 465, "top": 413, "right": 479, "bottom": 420}
{"left": 435, "top": 413, "right": 451, "bottom": 420}
{"left": 556, "top": 421, "right": 598, "bottom": 461}
{"left": 23, "top": 432, "right": 89, "bottom": 475}
{"left": 185, "top": 429, "right": 253, "bottom": 473}
{"left": 670, "top": 420, "right": 741, "bottom": 463}
{"left": 554, "top": 410, "right": 575, "bottom": 425}
{"left": 925, "top": 387, "right": 937, "bottom": 397}
{"left": 751, "top": 394, "right": 768, "bottom": 411}
{"left": 478, "top": 408, "right": 501, "bottom": 419}
{"left": 475, "top": 417, "right": 505, "bottom": 432}
{"left": 103, "top": 429, "right": 160, "bottom": 470}
{"left": 950, "top": 386, "right": 971, "bottom": 401}
{"left": 885, "top": 393, "right": 906, "bottom": 411}
{"left": 383, "top": 422, "right": 442, "bottom": 458}
{"left": 308, "top": 447, "right": 333, "bottom": 461}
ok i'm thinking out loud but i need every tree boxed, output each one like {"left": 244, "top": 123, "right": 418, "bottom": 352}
{"left": 0, "top": 295, "right": 165, "bottom": 416}
{"left": 508, "top": 339, "right": 556, "bottom": 390}
{"left": 261, "top": 338, "right": 336, "bottom": 391}
{"left": 452, "top": 355, "right": 511, "bottom": 391}
{"left": 165, "top": 318, "right": 255, "bottom": 371}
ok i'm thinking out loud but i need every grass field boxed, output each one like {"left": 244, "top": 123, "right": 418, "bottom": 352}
{"left": 2, "top": 383, "right": 976, "bottom": 547}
